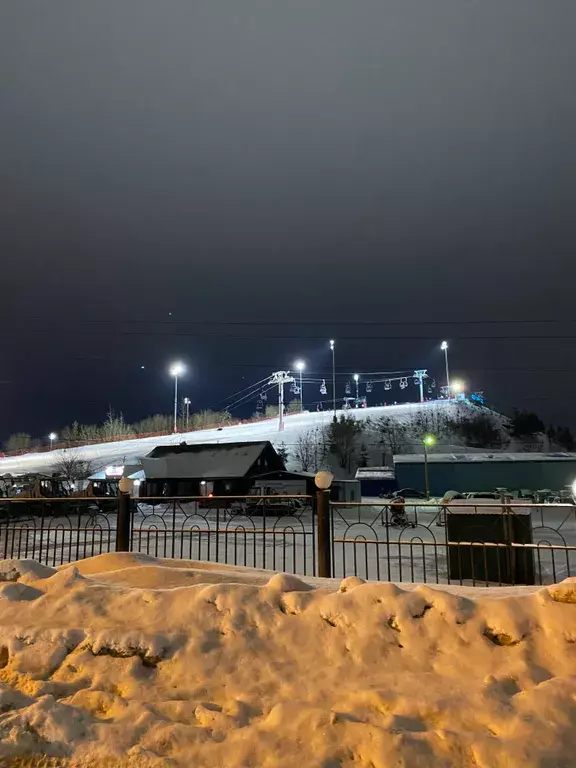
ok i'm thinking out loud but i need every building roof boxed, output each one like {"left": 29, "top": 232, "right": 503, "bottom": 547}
{"left": 355, "top": 467, "right": 395, "bottom": 480}
{"left": 393, "top": 452, "right": 576, "bottom": 465}
{"left": 141, "top": 441, "right": 279, "bottom": 480}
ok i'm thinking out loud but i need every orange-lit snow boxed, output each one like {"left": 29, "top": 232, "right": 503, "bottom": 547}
{"left": 0, "top": 553, "right": 574, "bottom": 767}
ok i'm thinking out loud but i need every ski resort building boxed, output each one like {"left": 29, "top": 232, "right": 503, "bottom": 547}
{"left": 140, "top": 441, "right": 286, "bottom": 497}
{"left": 394, "top": 452, "right": 576, "bottom": 497}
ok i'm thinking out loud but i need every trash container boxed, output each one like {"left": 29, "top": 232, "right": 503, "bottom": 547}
{"left": 447, "top": 503, "right": 534, "bottom": 585}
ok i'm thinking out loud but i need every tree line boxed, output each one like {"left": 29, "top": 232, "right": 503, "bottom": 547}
{"left": 3, "top": 408, "right": 233, "bottom": 453}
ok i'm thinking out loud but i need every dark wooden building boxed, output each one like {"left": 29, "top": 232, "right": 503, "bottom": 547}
{"left": 140, "top": 440, "right": 286, "bottom": 497}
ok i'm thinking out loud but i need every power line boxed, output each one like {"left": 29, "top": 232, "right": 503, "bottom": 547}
{"left": 6, "top": 318, "right": 576, "bottom": 326}
{"left": 4, "top": 329, "right": 576, "bottom": 340}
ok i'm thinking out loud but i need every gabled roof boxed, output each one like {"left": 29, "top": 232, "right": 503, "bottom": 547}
{"left": 141, "top": 441, "right": 279, "bottom": 480}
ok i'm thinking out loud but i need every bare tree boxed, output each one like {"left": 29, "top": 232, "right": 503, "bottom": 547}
{"left": 327, "top": 415, "right": 363, "bottom": 472}
{"left": 101, "top": 409, "right": 133, "bottom": 441}
{"left": 370, "top": 416, "right": 409, "bottom": 462}
{"left": 293, "top": 428, "right": 328, "bottom": 472}
{"left": 4, "top": 433, "right": 32, "bottom": 452}
{"left": 54, "top": 449, "right": 94, "bottom": 484}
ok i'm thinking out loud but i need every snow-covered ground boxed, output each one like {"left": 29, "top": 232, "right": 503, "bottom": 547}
{"left": 0, "top": 401, "right": 479, "bottom": 477}
{"left": 0, "top": 553, "right": 574, "bottom": 766}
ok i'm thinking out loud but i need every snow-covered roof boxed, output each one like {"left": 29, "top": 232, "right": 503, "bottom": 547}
{"left": 355, "top": 467, "right": 395, "bottom": 480}
{"left": 394, "top": 452, "right": 576, "bottom": 465}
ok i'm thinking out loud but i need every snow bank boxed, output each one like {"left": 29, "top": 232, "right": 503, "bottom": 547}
{"left": 0, "top": 555, "right": 573, "bottom": 767}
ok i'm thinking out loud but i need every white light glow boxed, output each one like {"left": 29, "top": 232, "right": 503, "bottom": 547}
{"left": 441, "top": 341, "right": 448, "bottom": 351}
{"left": 105, "top": 466, "right": 124, "bottom": 478}
{"left": 353, "top": 373, "right": 359, "bottom": 382}
{"left": 295, "top": 360, "right": 305, "bottom": 371}
{"left": 170, "top": 362, "right": 185, "bottom": 377}
{"left": 329, "top": 340, "right": 335, "bottom": 350}
{"left": 49, "top": 433, "right": 57, "bottom": 441}
{"left": 451, "top": 380, "right": 465, "bottom": 393}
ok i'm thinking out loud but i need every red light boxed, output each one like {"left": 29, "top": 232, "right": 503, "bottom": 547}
{"left": 208, "top": 493, "right": 213, "bottom": 498}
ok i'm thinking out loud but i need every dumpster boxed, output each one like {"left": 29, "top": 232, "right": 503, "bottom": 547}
{"left": 446, "top": 501, "right": 534, "bottom": 584}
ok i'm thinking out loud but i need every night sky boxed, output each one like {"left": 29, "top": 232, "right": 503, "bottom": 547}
{"left": 1, "top": 1, "right": 575, "bottom": 440}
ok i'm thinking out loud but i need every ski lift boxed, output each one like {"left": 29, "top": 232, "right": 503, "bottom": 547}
{"left": 345, "top": 382, "right": 352, "bottom": 395}
{"left": 430, "top": 378, "right": 436, "bottom": 389}
{"left": 384, "top": 379, "right": 392, "bottom": 391}
{"left": 320, "top": 379, "right": 327, "bottom": 395}
{"left": 400, "top": 377, "right": 408, "bottom": 390}
{"left": 290, "top": 381, "right": 299, "bottom": 395}
{"left": 256, "top": 399, "right": 264, "bottom": 411}
{"left": 260, "top": 391, "right": 268, "bottom": 402}
{"left": 366, "top": 381, "right": 373, "bottom": 393}
{"left": 413, "top": 376, "right": 420, "bottom": 386}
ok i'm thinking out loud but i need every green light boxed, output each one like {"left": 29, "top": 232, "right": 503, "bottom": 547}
{"left": 422, "top": 434, "right": 436, "bottom": 447}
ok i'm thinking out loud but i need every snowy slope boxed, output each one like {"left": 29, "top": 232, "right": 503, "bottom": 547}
{"left": 0, "top": 553, "right": 573, "bottom": 766}
{"left": 0, "top": 400, "right": 487, "bottom": 477}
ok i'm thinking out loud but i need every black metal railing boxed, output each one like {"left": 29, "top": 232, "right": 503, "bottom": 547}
{"left": 0, "top": 494, "right": 574, "bottom": 586}
{"left": 130, "top": 495, "right": 316, "bottom": 575}
{"left": 330, "top": 500, "right": 576, "bottom": 586}
{"left": 0, "top": 497, "right": 117, "bottom": 567}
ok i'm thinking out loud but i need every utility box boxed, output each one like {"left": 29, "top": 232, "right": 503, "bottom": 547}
{"left": 447, "top": 505, "right": 535, "bottom": 585}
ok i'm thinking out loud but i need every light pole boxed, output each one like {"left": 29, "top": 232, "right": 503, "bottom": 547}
{"left": 330, "top": 340, "right": 336, "bottom": 418}
{"left": 422, "top": 434, "right": 436, "bottom": 499}
{"left": 170, "top": 362, "right": 185, "bottom": 434}
{"left": 441, "top": 341, "right": 451, "bottom": 397}
{"left": 183, "top": 397, "right": 191, "bottom": 430}
{"left": 354, "top": 373, "right": 359, "bottom": 405}
{"left": 295, "top": 360, "right": 305, "bottom": 412}
{"left": 49, "top": 432, "right": 57, "bottom": 451}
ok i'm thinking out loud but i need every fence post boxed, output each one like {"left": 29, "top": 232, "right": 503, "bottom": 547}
{"left": 116, "top": 489, "right": 132, "bottom": 553}
{"left": 316, "top": 489, "right": 332, "bottom": 578}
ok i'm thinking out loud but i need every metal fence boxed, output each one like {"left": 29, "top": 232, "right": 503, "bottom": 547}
{"left": 330, "top": 500, "right": 576, "bottom": 586}
{"left": 0, "top": 494, "right": 574, "bottom": 587}
{"left": 130, "top": 496, "right": 316, "bottom": 575}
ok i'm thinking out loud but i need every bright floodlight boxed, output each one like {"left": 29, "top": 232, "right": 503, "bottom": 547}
{"left": 295, "top": 360, "right": 305, "bottom": 371}
{"left": 571, "top": 480, "right": 576, "bottom": 498}
{"left": 353, "top": 373, "right": 359, "bottom": 382}
{"left": 422, "top": 434, "right": 436, "bottom": 447}
{"left": 170, "top": 362, "right": 184, "bottom": 377}
{"left": 451, "top": 379, "right": 465, "bottom": 393}
{"left": 49, "top": 432, "right": 57, "bottom": 441}
{"left": 441, "top": 341, "right": 448, "bottom": 351}
{"left": 329, "top": 339, "right": 335, "bottom": 350}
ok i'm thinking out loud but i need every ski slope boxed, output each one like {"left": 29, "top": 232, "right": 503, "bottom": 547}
{"left": 0, "top": 400, "right": 481, "bottom": 477}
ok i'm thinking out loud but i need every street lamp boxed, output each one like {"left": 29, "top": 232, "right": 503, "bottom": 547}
{"left": 329, "top": 340, "right": 336, "bottom": 418}
{"left": 451, "top": 380, "right": 465, "bottom": 395}
{"left": 422, "top": 434, "right": 436, "bottom": 499}
{"left": 183, "top": 397, "right": 191, "bottom": 430}
{"left": 49, "top": 432, "right": 57, "bottom": 450}
{"left": 353, "top": 373, "right": 360, "bottom": 404}
{"left": 295, "top": 360, "right": 305, "bottom": 412}
{"left": 170, "top": 362, "right": 185, "bottom": 434}
{"left": 441, "top": 341, "right": 451, "bottom": 397}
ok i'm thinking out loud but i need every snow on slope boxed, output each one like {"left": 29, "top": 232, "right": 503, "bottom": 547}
{"left": 0, "top": 400, "right": 484, "bottom": 477}
{"left": 0, "top": 553, "right": 573, "bottom": 767}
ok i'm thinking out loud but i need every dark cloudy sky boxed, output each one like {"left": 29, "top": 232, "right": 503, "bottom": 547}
{"left": 1, "top": 1, "right": 575, "bottom": 440}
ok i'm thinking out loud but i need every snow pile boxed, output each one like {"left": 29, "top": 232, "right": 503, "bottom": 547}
{"left": 0, "top": 553, "right": 573, "bottom": 767}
